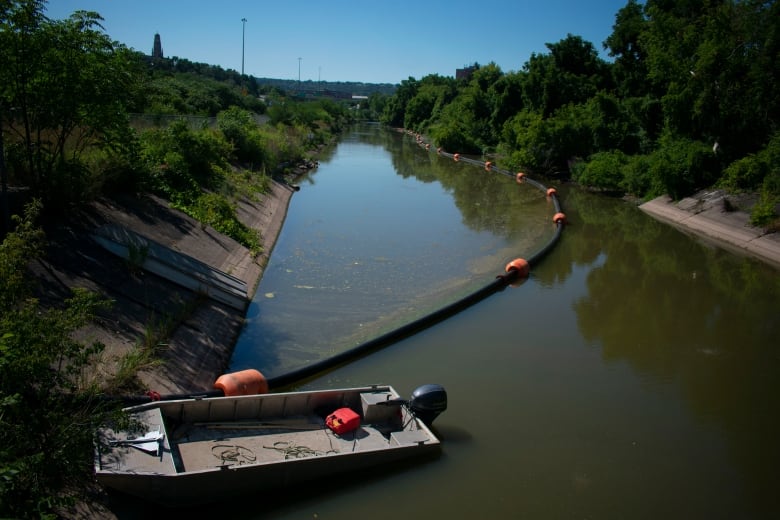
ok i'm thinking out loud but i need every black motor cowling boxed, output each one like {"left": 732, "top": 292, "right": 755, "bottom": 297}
{"left": 408, "top": 384, "right": 447, "bottom": 426}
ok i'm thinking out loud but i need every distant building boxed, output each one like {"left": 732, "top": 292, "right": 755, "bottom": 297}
{"left": 456, "top": 65, "right": 476, "bottom": 81}
{"left": 152, "top": 33, "right": 163, "bottom": 59}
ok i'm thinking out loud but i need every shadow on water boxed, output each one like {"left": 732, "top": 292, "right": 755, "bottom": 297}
{"left": 561, "top": 187, "right": 779, "bottom": 396}
{"left": 540, "top": 185, "right": 780, "bottom": 514}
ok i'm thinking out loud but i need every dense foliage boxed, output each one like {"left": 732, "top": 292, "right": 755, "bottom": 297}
{"left": 0, "top": 0, "right": 355, "bottom": 241}
{"left": 0, "top": 202, "right": 118, "bottom": 518}
{"left": 381, "top": 0, "right": 779, "bottom": 226}
{"left": 2, "top": 0, "right": 777, "bottom": 515}
{"left": 0, "top": 1, "right": 356, "bottom": 516}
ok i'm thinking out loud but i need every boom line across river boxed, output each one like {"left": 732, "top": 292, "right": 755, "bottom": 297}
{"left": 263, "top": 129, "right": 567, "bottom": 389}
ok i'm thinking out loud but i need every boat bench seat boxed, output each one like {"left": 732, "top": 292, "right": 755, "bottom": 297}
{"left": 390, "top": 430, "right": 431, "bottom": 446}
{"left": 97, "top": 407, "right": 177, "bottom": 475}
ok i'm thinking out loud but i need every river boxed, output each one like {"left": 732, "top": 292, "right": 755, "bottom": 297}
{"left": 155, "top": 123, "right": 779, "bottom": 519}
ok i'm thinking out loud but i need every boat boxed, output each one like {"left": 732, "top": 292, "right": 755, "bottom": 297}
{"left": 95, "top": 382, "right": 447, "bottom": 505}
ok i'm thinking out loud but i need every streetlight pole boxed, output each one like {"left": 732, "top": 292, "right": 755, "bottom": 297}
{"left": 241, "top": 18, "right": 247, "bottom": 76}
{"left": 0, "top": 102, "right": 8, "bottom": 237}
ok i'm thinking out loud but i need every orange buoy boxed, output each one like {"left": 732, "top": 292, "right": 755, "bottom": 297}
{"left": 214, "top": 369, "right": 269, "bottom": 396}
{"left": 485, "top": 161, "right": 492, "bottom": 171}
{"left": 505, "top": 258, "right": 530, "bottom": 278}
{"left": 516, "top": 172, "right": 525, "bottom": 183}
{"left": 553, "top": 212, "right": 567, "bottom": 225}
{"left": 453, "top": 153, "right": 460, "bottom": 162}
{"left": 546, "top": 187, "right": 557, "bottom": 197}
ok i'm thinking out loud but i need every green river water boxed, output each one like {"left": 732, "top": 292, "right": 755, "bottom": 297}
{"left": 118, "top": 123, "right": 780, "bottom": 519}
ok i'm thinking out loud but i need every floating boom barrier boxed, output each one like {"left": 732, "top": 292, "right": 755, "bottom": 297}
{"left": 264, "top": 131, "right": 567, "bottom": 389}
{"left": 122, "top": 129, "right": 567, "bottom": 404}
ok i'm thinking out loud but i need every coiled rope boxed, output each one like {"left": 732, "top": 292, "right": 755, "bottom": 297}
{"left": 263, "top": 440, "right": 338, "bottom": 459}
{"left": 211, "top": 444, "right": 257, "bottom": 465}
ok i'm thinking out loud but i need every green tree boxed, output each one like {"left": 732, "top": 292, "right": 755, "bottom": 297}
{"left": 604, "top": 0, "right": 649, "bottom": 98}
{"left": 427, "top": 64, "right": 504, "bottom": 153}
{"left": 572, "top": 150, "right": 629, "bottom": 192}
{"left": 403, "top": 75, "right": 457, "bottom": 131}
{"left": 718, "top": 132, "right": 780, "bottom": 226}
{"left": 523, "top": 34, "right": 610, "bottom": 117}
{"left": 646, "top": 132, "right": 718, "bottom": 198}
{"left": 499, "top": 110, "right": 548, "bottom": 172}
{"left": 381, "top": 77, "right": 418, "bottom": 127}
{"left": 583, "top": 92, "right": 644, "bottom": 154}
{"left": 366, "top": 92, "right": 388, "bottom": 121}
{"left": 429, "top": 94, "right": 487, "bottom": 155}
{"left": 1, "top": 2, "right": 142, "bottom": 209}
{"left": 642, "top": 0, "right": 779, "bottom": 159}
{"left": 0, "top": 201, "right": 117, "bottom": 518}
{"left": 489, "top": 72, "right": 526, "bottom": 140}
{"left": 218, "top": 106, "right": 265, "bottom": 165}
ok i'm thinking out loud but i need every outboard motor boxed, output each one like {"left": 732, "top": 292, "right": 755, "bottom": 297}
{"left": 408, "top": 384, "right": 447, "bottom": 426}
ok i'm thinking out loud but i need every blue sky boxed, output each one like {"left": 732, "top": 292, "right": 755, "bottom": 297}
{"left": 45, "top": 0, "right": 631, "bottom": 85}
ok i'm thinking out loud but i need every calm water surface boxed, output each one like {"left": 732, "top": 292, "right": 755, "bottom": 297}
{"left": 230, "top": 124, "right": 556, "bottom": 377}
{"left": 120, "top": 124, "right": 780, "bottom": 519}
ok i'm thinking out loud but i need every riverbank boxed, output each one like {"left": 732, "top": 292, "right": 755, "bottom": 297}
{"left": 33, "top": 177, "right": 777, "bottom": 401}
{"left": 37, "top": 178, "right": 296, "bottom": 518}
{"left": 32, "top": 179, "right": 296, "bottom": 397}
{"left": 639, "top": 189, "right": 780, "bottom": 270}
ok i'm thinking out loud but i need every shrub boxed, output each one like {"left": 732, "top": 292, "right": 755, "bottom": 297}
{"left": 621, "top": 154, "right": 653, "bottom": 197}
{"left": 572, "top": 151, "right": 628, "bottom": 192}
{"left": 719, "top": 153, "right": 767, "bottom": 192}
{"left": 429, "top": 119, "right": 481, "bottom": 154}
{"left": 750, "top": 169, "right": 780, "bottom": 228}
{"left": 217, "top": 107, "right": 266, "bottom": 166}
{"left": 0, "top": 202, "right": 119, "bottom": 518}
{"left": 646, "top": 134, "right": 718, "bottom": 199}
{"left": 140, "top": 121, "right": 231, "bottom": 197}
{"left": 719, "top": 133, "right": 780, "bottom": 193}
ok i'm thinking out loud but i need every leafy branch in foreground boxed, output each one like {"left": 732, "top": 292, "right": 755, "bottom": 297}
{"left": 0, "top": 201, "right": 120, "bottom": 519}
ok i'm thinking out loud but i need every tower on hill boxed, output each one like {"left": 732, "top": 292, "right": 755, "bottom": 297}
{"left": 152, "top": 33, "right": 163, "bottom": 59}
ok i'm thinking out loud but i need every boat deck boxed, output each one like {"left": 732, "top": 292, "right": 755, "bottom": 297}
{"left": 97, "top": 407, "right": 178, "bottom": 475}
{"left": 97, "top": 387, "right": 438, "bottom": 480}
{"left": 99, "top": 412, "right": 432, "bottom": 476}
{"left": 171, "top": 415, "right": 431, "bottom": 472}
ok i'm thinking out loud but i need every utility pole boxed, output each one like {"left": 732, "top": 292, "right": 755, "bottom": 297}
{"left": 241, "top": 18, "right": 247, "bottom": 75}
{"left": 298, "top": 57, "right": 302, "bottom": 86}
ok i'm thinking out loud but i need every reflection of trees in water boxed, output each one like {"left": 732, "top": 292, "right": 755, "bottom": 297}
{"left": 385, "top": 130, "right": 556, "bottom": 244}
{"left": 555, "top": 187, "right": 780, "bottom": 512}
{"left": 260, "top": 124, "right": 561, "bottom": 373}
{"left": 295, "top": 125, "right": 779, "bottom": 510}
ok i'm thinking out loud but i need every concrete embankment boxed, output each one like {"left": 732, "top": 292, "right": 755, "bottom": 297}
{"left": 639, "top": 191, "right": 780, "bottom": 270}
{"left": 137, "top": 180, "right": 297, "bottom": 393}
{"left": 32, "top": 180, "right": 296, "bottom": 395}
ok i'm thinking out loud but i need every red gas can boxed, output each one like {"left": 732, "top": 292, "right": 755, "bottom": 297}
{"left": 326, "top": 407, "right": 360, "bottom": 435}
